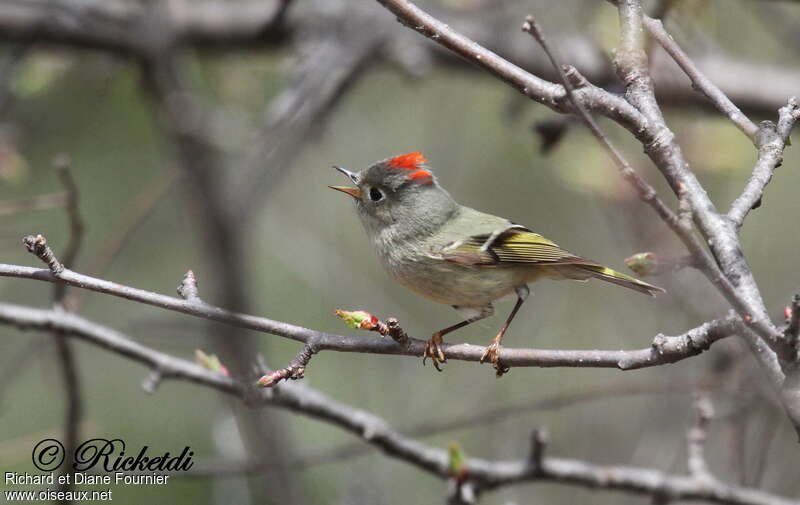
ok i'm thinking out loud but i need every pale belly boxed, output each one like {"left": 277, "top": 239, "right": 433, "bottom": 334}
{"left": 384, "top": 254, "right": 541, "bottom": 307}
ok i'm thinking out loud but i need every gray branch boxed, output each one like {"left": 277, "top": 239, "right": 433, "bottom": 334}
{"left": 728, "top": 98, "right": 800, "bottom": 228}
{"left": 640, "top": 14, "right": 760, "bottom": 142}
{"left": 0, "top": 302, "right": 795, "bottom": 505}
{"left": 0, "top": 256, "right": 736, "bottom": 370}
{"left": 0, "top": 0, "right": 795, "bottom": 117}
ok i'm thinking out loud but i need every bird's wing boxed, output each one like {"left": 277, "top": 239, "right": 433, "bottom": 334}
{"left": 440, "top": 227, "right": 591, "bottom": 266}
{"left": 438, "top": 224, "right": 665, "bottom": 295}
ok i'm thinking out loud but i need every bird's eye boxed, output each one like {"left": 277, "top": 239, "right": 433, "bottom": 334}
{"left": 369, "top": 187, "right": 384, "bottom": 202}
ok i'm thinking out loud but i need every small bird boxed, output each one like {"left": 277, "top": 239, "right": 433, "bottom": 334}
{"left": 330, "top": 152, "right": 663, "bottom": 375}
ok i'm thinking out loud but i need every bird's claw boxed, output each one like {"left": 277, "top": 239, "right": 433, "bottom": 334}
{"left": 422, "top": 332, "right": 446, "bottom": 371}
{"left": 480, "top": 341, "right": 509, "bottom": 377}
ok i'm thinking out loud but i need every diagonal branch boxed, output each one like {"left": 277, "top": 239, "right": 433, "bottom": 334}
{"left": 613, "top": 0, "right": 779, "bottom": 341}
{"left": 640, "top": 14, "right": 759, "bottom": 142}
{"left": 728, "top": 98, "right": 800, "bottom": 229}
{"left": 606, "top": 0, "right": 760, "bottom": 142}
{"left": 520, "top": 15, "right": 705, "bottom": 270}
{"left": 613, "top": 0, "right": 799, "bottom": 436}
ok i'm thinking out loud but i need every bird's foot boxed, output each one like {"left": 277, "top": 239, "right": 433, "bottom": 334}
{"left": 422, "top": 332, "right": 446, "bottom": 371}
{"left": 480, "top": 341, "right": 510, "bottom": 378}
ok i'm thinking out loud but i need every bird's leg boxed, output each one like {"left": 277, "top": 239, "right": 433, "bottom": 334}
{"left": 424, "top": 306, "right": 492, "bottom": 371}
{"left": 480, "top": 285, "right": 529, "bottom": 377}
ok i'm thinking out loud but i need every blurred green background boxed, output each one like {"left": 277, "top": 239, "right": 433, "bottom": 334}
{"left": 1, "top": 0, "right": 799, "bottom": 503}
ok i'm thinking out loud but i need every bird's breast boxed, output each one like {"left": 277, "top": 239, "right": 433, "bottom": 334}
{"left": 372, "top": 234, "right": 529, "bottom": 307}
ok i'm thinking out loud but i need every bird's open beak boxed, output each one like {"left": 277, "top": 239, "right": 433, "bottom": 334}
{"left": 329, "top": 165, "right": 362, "bottom": 199}
{"left": 329, "top": 185, "right": 362, "bottom": 199}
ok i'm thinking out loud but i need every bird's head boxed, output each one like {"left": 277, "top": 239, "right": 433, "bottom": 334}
{"left": 330, "top": 152, "right": 457, "bottom": 238}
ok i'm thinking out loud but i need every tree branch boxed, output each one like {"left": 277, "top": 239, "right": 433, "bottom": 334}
{"left": 0, "top": 302, "right": 794, "bottom": 505}
{"left": 640, "top": 13, "right": 760, "bottom": 142}
{"left": 0, "top": 0, "right": 290, "bottom": 53}
{"left": 50, "top": 153, "right": 85, "bottom": 504}
{"left": 613, "top": 0, "right": 798, "bottom": 435}
{"left": 0, "top": 253, "right": 736, "bottom": 371}
{"left": 0, "top": 0, "right": 795, "bottom": 118}
{"left": 728, "top": 98, "right": 800, "bottom": 229}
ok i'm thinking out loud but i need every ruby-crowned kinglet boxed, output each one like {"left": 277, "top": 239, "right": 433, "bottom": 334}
{"left": 330, "top": 152, "right": 663, "bottom": 375}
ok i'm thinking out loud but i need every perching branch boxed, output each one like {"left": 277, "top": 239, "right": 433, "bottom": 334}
{"left": 0, "top": 302, "right": 794, "bottom": 505}
{"left": 0, "top": 235, "right": 739, "bottom": 371}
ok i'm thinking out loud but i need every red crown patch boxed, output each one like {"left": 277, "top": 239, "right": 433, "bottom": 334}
{"left": 386, "top": 152, "right": 428, "bottom": 170}
{"left": 386, "top": 152, "right": 432, "bottom": 184}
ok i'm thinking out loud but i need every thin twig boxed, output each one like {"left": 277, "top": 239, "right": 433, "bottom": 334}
{"left": 52, "top": 154, "right": 84, "bottom": 300}
{"left": 641, "top": 14, "right": 760, "bottom": 142}
{"left": 521, "top": 15, "right": 693, "bottom": 252}
{"left": 728, "top": 98, "right": 800, "bottom": 228}
{"left": 528, "top": 427, "right": 548, "bottom": 472}
{"left": 256, "top": 344, "right": 316, "bottom": 388}
{"left": 50, "top": 153, "right": 85, "bottom": 505}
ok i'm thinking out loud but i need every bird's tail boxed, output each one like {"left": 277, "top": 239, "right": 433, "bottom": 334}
{"left": 569, "top": 263, "right": 665, "bottom": 297}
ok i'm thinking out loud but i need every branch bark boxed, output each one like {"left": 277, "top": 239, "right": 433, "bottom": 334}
{"left": 0, "top": 302, "right": 794, "bottom": 505}
{"left": 0, "top": 259, "right": 736, "bottom": 371}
